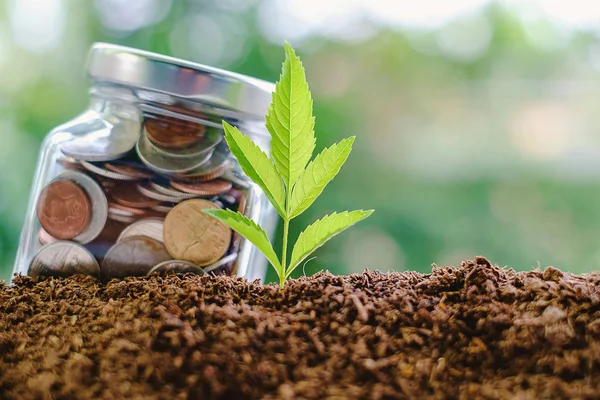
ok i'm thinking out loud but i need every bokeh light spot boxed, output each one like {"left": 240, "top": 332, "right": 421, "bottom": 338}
{"left": 8, "top": 0, "right": 65, "bottom": 53}
{"left": 342, "top": 228, "right": 405, "bottom": 273}
{"left": 94, "top": 0, "right": 172, "bottom": 33}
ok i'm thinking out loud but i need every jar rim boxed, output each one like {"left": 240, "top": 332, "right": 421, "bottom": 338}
{"left": 86, "top": 43, "right": 275, "bottom": 119}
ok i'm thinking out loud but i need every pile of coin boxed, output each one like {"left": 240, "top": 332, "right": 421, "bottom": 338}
{"left": 29, "top": 115, "right": 248, "bottom": 281}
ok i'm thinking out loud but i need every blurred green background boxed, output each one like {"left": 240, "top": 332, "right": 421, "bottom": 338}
{"left": 2, "top": 0, "right": 600, "bottom": 283}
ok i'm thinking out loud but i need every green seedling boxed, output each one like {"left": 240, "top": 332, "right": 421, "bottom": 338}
{"left": 204, "top": 43, "right": 373, "bottom": 286}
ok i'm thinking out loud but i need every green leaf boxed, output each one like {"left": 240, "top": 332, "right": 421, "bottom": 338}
{"left": 289, "top": 137, "right": 355, "bottom": 219}
{"left": 203, "top": 209, "right": 283, "bottom": 276}
{"left": 266, "top": 42, "right": 316, "bottom": 192}
{"left": 288, "top": 210, "right": 374, "bottom": 278}
{"left": 222, "top": 121, "right": 286, "bottom": 217}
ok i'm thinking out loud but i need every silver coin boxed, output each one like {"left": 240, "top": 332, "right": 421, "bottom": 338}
{"left": 150, "top": 127, "right": 223, "bottom": 159}
{"left": 37, "top": 229, "right": 58, "bottom": 246}
{"left": 52, "top": 170, "right": 109, "bottom": 244}
{"left": 178, "top": 149, "right": 230, "bottom": 179}
{"left": 108, "top": 212, "right": 136, "bottom": 224}
{"left": 147, "top": 260, "right": 207, "bottom": 276}
{"left": 80, "top": 160, "right": 139, "bottom": 181}
{"left": 149, "top": 181, "right": 197, "bottom": 198}
{"left": 136, "top": 131, "right": 213, "bottom": 174}
{"left": 221, "top": 169, "right": 251, "bottom": 189}
{"left": 29, "top": 240, "right": 100, "bottom": 278}
{"left": 117, "top": 218, "right": 164, "bottom": 244}
{"left": 61, "top": 120, "right": 141, "bottom": 162}
{"left": 151, "top": 204, "right": 174, "bottom": 213}
{"left": 108, "top": 206, "right": 136, "bottom": 217}
{"left": 203, "top": 253, "right": 238, "bottom": 273}
{"left": 137, "top": 182, "right": 190, "bottom": 203}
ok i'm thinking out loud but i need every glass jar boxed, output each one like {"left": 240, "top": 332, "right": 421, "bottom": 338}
{"left": 13, "top": 43, "right": 278, "bottom": 283}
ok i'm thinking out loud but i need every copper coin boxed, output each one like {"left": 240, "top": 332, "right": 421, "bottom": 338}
{"left": 149, "top": 128, "right": 223, "bottom": 159}
{"left": 170, "top": 179, "right": 232, "bottom": 196}
{"left": 36, "top": 180, "right": 91, "bottom": 240}
{"left": 104, "top": 163, "right": 153, "bottom": 179}
{"left": 108, "top": 202, "right": 147, "bottom": 216}
{"left": 147, "top": 260, "right": 206, "bottom": 276}
{"left": 54, "top": 170, "right": 109, "bottom": 244}
{"left": 110, "top": 181, "right": 161, "bottom": 208}
{"left": 145, "top": 116, "right": 206, "bottom": 150}
{"left": 101, "top": 236, "right": 171, "bottom": 280}
{"left": 146, "top": 126, "right": 204, "bottom": 149}
{"left": 57, "top": 156, "right": 84, "bottom": 171}
{"left": 29, "top": 241, "right": 100, "bottom": 278}
{"left": 172, "top": 168, "right": 226, "bottom": 183}
{"left": 163, "top": 199, "right": 232, "bottom": 266}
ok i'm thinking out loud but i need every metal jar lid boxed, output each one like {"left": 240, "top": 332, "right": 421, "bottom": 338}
{"left": 86, "top": 43, "right": 275, "bottom": 119}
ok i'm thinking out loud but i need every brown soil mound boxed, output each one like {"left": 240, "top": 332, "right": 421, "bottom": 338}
{"left": 1, "top": 257, "right": 600, "bottom": 399}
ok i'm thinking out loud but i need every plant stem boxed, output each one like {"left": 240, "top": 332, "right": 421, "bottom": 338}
{"left": 280, "top": 216, "right": 289, "bottom": 287}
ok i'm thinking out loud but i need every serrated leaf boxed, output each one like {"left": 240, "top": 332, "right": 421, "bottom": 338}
{"left": 289, "top": 137, "right": 355, "bottom": 219}
{"left": 204, "top": 209, "right": 283, "bottom": 275}
{"left": 266, "top": 42, "right": 316, "bottom": 192}
{"left": 288, "top": 210, "right": 374, "bottom": 278}
{"left": 222, "top": 121, "right": 285, "bottom": 217}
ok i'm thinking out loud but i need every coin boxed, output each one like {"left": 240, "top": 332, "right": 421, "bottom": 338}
{"left": 170, "top": 179, "right": 232, "bottom": 196}
{"left": 57, "top": 156, "right": 83, "bottom": 170}
{"left": 163, "top": 199, "right": 232, "bottom": 266}
{"left": 108, "top": 201, "right": 147, "bottom": 216}
{"left": 80, "top": 160, "right": 140, "bottom": 181}
{"left": 104, "top": 162, "right": 153, "bottom": 179}
{"left": 101, "top": 236, "right": 171, "bottom": 280}
{"left": 173, "top": 149, "right": 229, "bottom": 181}
{"left": 61, "top": 120, "right": 140, "bottom": 162}
{"left": 110, "top": 181, "right": 161, "bottom": 208}
{"left": 136, "top": 131, "right": 213, "bottom": 174}
{"left": 29, "top": 241, "right": 100, "bottom": 278}
{"left": 37, "top": 229, "right": 58, "bottom": 246}
{"left": 36, "top": 179, "right": 91, "bottom": 240}
{"left": 151, "top": 203, "right": 174, "bottom": 213}
{"left": 203, "top": 253, "right": 237, "bottom": 274}
{"left": 145, "top": 115, "right": 206, "bottom": 150}
{"left": 221, "top": 168, "right": 251, "bottom": 189}
{"left": 53, "top": 170, "right": 109, "bottom": 244}
{"left": 137, "top": 182, "right": 191, "bottom": 203}
{"left": 117, "top": 218, "right": 164, "bottom": 244}
{"left": 108, "top": 212, "right": 137, "bottom": 224}
{"left": 93, "top": 176, "right": 118, "bottom": 190}
{"left": 147, "top": 260, "right": 207, "bottom": 275}
{"left": 149, "top": 181, "right": 199, "bottom": 199}
{"left": 149, "top": 128, "right": 223, "bottom": 159}
{"left": 222, "top": 188, "right": 247, "bottom": 213}
{"left": 84, "top": 219, "right": 127, "bottom": 263}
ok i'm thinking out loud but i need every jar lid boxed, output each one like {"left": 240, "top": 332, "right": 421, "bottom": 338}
{"left": 86, "top": 43, "right": 275, "bottom": 119}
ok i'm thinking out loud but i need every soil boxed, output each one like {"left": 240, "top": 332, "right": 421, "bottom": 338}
{"left": 1, "top": 256, "right": 600, "bottom": 399}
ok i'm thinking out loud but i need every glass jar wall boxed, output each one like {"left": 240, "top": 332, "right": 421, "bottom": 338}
{"left": 13, "top": 43, "right": 278, "bottom": 283}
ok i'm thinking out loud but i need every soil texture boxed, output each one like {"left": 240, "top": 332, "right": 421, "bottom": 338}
{"left": 1, "top": 257, "right": 600, "bottom": 399}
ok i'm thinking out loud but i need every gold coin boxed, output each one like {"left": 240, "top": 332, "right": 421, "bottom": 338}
{"left": 163, "top": 199, "right": 231, "bottom": 266}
